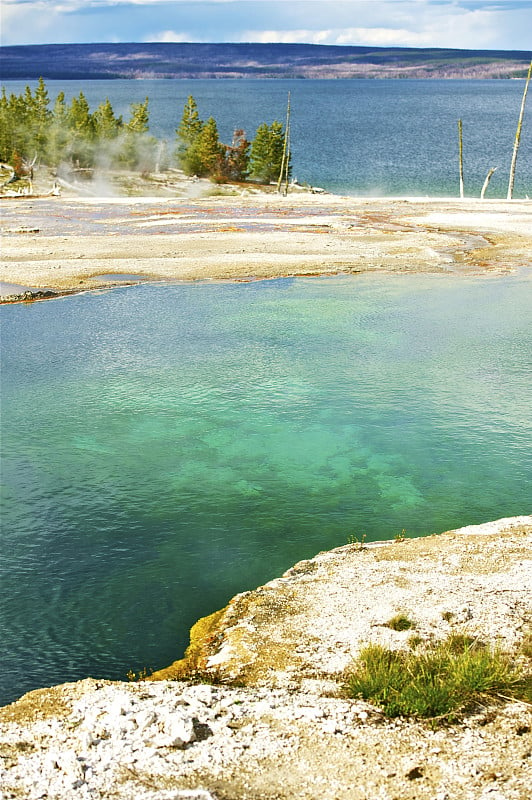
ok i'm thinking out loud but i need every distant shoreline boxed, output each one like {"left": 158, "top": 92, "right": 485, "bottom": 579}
{"left": 2, "top": 42, "right": 531, "bottom": 81}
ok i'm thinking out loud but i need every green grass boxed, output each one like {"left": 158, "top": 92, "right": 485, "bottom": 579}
{"left": 385, "top": 613, "right": 415, "bottom": 631}
{"left": 520, "top": 632, "right": 532, "bottom": 660}
{"left": 347, "top": 635, "right": 531, "bottom": 723}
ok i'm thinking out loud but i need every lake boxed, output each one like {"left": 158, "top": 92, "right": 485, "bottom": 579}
{"left": 3, "top": 78, "right": 531, "bottom": 197}
{"left": 1, "top": 273, "right": 531, "bottom": 705}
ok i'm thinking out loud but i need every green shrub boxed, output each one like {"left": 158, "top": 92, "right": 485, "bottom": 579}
{"left": 347, "top": 636, "right": 530, "bottom": 723}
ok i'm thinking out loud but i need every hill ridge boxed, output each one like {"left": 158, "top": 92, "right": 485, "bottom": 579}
{"left": 1, "top": 42, "right": 531, "bottom": 80}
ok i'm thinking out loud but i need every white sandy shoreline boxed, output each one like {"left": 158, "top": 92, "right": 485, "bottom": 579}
{"left": 1, "top": 193, "right": 531, "bottom": 300}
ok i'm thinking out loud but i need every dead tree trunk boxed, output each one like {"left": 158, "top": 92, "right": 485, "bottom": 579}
{"left": 283, "top": 108, "right": 291, "bottom": 197}
{"left": 277, "top": 91, "right": 291, "bottom": 196}
{"left": 480, "top": 167, "right": 498, "bottom": 200}
{"left": 507, "top": 60, "right": 532, "bottom": 200}
{"left": 0, "top": 162, "right": 16, "bottom": 185}
{"left": 458, "top": 119, "right": 464, "bottom": 199}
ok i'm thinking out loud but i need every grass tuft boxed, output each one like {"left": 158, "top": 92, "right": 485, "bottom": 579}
{"left": 386, "top": 613, "right": 415, "bottom": 631}
{"left": 347, "top": 635, "right": 530, "bottom": 723}
{"left": 520, "top": 632, "right": 532, "bottom": 660}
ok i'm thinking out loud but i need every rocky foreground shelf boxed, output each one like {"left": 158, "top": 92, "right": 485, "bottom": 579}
{"left": 1, "top": 517, "right": 531, "bottom": 800}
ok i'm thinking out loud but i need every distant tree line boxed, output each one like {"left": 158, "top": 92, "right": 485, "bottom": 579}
{"left": 0, "top": 79, "right": 291, "bottom": 185}
{"left": 0, "top": 78, "right": 155, "bottom": 174}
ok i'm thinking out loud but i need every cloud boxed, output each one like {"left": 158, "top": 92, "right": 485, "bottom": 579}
{"left": 240, "top": 6, "right": 521, "bottom": 49}
{"left": 1, "top": 0, "right": 531, "bottom": 49}
{"left": 147, "top": 30, "right": 192, "bottom": 42}
{"left": 242, "top": 29, "right": 334, "bottom": 45}
{"left": 244, "top": 27, "right": 430, "bottom": 47}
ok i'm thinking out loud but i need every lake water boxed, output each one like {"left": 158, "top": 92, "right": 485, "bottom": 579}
{"left": 3, "top": 78, "right": 532, "bottom": 197}
{"left": 1, "top": 273, "right": 531, "bottom": 705}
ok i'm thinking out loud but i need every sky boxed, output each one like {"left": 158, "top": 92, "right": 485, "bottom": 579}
{"left": 1, "top": 0, "right": 531, "bottom": 50}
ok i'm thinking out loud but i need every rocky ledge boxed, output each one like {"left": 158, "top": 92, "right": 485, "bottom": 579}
{"left": 0, "top": 289, "right": 58, "bottom": 304}
{"left": 1, "top": 516, "right": 531, "bottom": 800}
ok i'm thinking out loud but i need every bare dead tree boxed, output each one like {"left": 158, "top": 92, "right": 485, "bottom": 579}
{"left": 283, "top": 105, "right": 291, "bottom": 197}
{"left": 0, "top": 162, "right": 16, "bottom": 184}
{"left": 507, "top": 60, "right": 532, "bottom": 200}
{"left": 277, "top": 91, "right": 291, "bottom": 195}
{"left": 458, "top": 119, "right": 464, "bottom": 199}
{"left": 480, "top": 167, "right": 498, "bottom": 200}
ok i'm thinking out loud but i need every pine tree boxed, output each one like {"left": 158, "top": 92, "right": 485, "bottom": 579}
{"left": 175, "top": 95, "right": 205, "bottom": 174}
{"left": 188, "top": 116, "right": 225, "bottom": 178}
{"left": 9, "top": 87, "right": 34, "bottom": 164}
{"left": 68, "top": 92, "right": 93, "bottom": 136}
{"left": 94, "top": 98, "right": 122, "bottom": 140}
{"left": 249, "top": 120, "right": 289, "bottom": 183}
{"left": 67, "top": 91, "right": 95, "bottom": 167}
{"left": 30, "top": 77, "right": 52, "bottom": 159}
{"left": 176, "top": 95, "right": 203, "bottom": 147}
{"left": 47, "top": 91, "right": 69, "bottom": 167}
{"left": 52, "top": 91, "right": 68, "bottom": 125}
{"left": 249, "top": 122, "right": 269, "bottom": 181}
{"left": 121, "top": 97, "right": 156, "bottom": 171}
{"left": 0, "top": 89, "right": 11, "bottom": 162}
{"left": 126, "top": 98, "right": 150, "bottom": 134}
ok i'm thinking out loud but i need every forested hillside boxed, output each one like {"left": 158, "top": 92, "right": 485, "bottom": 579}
{"left": 1, "top": 42, "right": 531, "bottom": 80}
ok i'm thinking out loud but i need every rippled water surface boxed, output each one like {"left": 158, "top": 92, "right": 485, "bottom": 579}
{"left": 1, "top": 274, "right": 530, "bottom": 705}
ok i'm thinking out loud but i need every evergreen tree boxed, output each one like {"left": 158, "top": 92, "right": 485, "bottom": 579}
{"left": 249, "top": 120, "right": 289, "bottom": 184}
{"left": 67, "top": 91, "right": 95, "bottom": 167}
{"left": 26, "top": 77, "right": 53, "bottom": 160}
{"left": 0, "top": 89, "right": 11, "bottom": 162}
{"left": 179, "top": 141, "right": 207, "bottom": 177}
{"left": 0, "top": 88, "right": 29, "bottom": 174}
{"left": 121, "top": 97, "right": 156, "bottom": 170}
{"left": 175, "top": 95, "right": 205, "bottom": 174}
{"left": 22, "top": 85, "right": 35, "bottom": 133}
{"left": 176, "top": 95, "right": 203, "bottom": 147}
{"left": 8, "top": 88, "right": 34, "bottom": 164}
{"left": 93, "top": 98, "right": 122, "bottom": 140}
{"left": 187, "top": 116, "right": 224, "bottom": 178}
{"left": 47, "top": 91, "right": 69, "bottom": 166}
{"left": 126, "top": 98, "right": 150, "bottom": 134}
{"left": 68, "top": 92, "right": 93, "bottom": 136}
{"left": 0, "top": 79, "right": 51, "bottom": 166}
{"left": 53, "top": 91, "right": 68, "bottom": 123}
